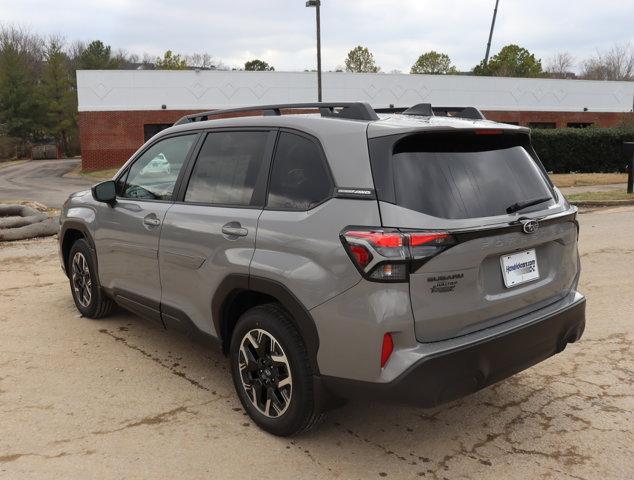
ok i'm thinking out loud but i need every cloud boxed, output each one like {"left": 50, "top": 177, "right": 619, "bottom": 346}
{"left": 1, "top": 0, "right": 632, "bottom": 72}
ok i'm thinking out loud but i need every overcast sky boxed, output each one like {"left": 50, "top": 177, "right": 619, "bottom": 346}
{"left": 1, "top": 0, "right": 632, "bottom": 72}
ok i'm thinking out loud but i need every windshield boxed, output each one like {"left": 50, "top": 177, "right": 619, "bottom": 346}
{"left": 371, "top": 132, "right": 555, "bottom": 220}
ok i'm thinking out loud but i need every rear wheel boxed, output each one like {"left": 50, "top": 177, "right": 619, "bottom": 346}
{"left": 229, "top": 304, "right": 323, "bottom": 436}
{"left": 68, "top": 239, "right": 114, "bottom": 319}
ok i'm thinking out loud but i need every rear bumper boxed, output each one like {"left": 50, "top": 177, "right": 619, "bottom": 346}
{"left": 322, "top": 295, "right": 586, "bottom": 407}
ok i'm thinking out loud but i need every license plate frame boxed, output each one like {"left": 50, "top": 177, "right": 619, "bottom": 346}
{"left": 500, "top": 249, "right": 540, "bottom": 288}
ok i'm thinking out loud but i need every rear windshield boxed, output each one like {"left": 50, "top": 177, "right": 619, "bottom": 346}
{"left": 370, "top": 132, "right": 555, "bottom": 219}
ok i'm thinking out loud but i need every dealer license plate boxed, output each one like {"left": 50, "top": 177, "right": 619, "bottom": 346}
{"left": 500, "top": 249, "right": 540, "bottom": 288}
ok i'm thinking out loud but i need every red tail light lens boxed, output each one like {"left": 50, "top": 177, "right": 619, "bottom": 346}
{"left": 348, "top": 244, "right": 373, "bottom": 269}
{"left": 380, "top": 333, "right": 394, "bottom": 368}
{"left": 344, "top": 231, "right": 403, "bottom": 248}
{"left": 341, "top": 228, "right": 455, "bottom": 282}
{"left": 409, "top": 233, "right": 449, "bottom": 246}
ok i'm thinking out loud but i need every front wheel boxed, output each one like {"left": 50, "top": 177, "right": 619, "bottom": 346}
{"left": 68, "top": 239, "right": 114, "bottom": 319}
{"left": 229, "top": 304, "right": 324, "bottom": 436}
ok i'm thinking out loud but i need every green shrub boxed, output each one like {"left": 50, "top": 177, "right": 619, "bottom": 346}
{"left": 531, "top": 126, "right": 634, "bottom": 173}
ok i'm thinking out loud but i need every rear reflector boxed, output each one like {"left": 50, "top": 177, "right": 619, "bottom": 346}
{"left": 380, "top": 333, "right": 394, "bottom": 368}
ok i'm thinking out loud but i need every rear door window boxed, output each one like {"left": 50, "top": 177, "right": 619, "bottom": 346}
{"left": 185, "top": 131, "right": 270, "bottom": 206}
{"left": 371, "top": 132, "right": 554, "bottom": 219}
{"left": 267, "top": 132, "right": 333, "bottom": 210}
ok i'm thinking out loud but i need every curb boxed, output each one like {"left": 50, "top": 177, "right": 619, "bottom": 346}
{"left": 571, "top": 200, "right": 634, "bottom": 208}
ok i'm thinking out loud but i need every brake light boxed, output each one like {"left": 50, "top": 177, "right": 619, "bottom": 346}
{"left": 380, "top": 333, "right": 394, "bottom": 368}
{"left": 341, "top": 229, "right": 455, "bottom": 282}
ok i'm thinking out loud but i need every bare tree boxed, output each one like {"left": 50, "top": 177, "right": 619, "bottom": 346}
{"left": 581, "top": 42, "right": 633, "bottom": 81}
{"left": 546, "top": 51, "right": 575, "bottom": 79}
{"left": 187, "top": 52, "right": 215, "bottom": 70}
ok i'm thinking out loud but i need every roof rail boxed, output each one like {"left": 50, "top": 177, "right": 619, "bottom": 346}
{"left": 173, "top": 102, "right": 379, "bottom": 125}
{"left": 375, "top": 103, "right": 486, "bottom": 120}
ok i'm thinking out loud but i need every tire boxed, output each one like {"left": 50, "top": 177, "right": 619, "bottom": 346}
{"left": 68, "top": 239, "right": 114, "bottom": 319}
{"left": 229, "top": 303, "right": 324, "bottom": 436}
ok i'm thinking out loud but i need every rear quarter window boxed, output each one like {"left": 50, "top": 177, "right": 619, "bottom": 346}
{"left": 266, "top": 132, "right": 333, "bottom": 211}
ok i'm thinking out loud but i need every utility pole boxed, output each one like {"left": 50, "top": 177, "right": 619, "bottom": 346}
{"left": 306, "top": 0, "right": 322, "bottom": 101}
{"left": 484, "top": 0, "right": 500, "bottom": 65}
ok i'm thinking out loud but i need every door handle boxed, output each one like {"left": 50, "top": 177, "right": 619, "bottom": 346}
{"left": 222, "top": 223, "right": 248, "bottom": 237}
{"left": 143, "top": 215, "right": 161, "bottom": 227}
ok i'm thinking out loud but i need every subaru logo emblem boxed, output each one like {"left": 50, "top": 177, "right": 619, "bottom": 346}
{"left": 522, "top": 219, "right": 539, "bottom": 234}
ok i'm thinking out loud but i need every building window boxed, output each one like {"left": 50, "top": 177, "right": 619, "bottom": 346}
{"left": 144, "top": 124, "right": 173, "bottom": 142}
{"left": 567, "top": 122, "right": 593, "bottom": 129}
{"left": 528, "top": 122, "right": 556, "bottom": 129}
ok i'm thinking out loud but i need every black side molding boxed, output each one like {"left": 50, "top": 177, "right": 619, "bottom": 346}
{"left": 211, "top": 274, "right": 321, "bottom": 374}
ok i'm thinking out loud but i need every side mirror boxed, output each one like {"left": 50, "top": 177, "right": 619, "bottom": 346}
{"left": 92, "top": 180, "right": 117, "bottom": 205}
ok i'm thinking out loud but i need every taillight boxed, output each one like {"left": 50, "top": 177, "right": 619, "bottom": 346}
{"left": 348, "top": 244, "right": 373, "bottom": 269}
{"left": 341, "top": 228, "right": 455, "bottom": 282}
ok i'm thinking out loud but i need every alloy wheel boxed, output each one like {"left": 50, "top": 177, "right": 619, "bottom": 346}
{"left": 71, "top": 251, "right": 92, "bottom": 308}
{"left": 238, "top": 328, "right": 293, "bottom": 418}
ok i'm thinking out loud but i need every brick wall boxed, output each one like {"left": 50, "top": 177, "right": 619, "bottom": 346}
{"left": 483, "top": 110, "right": 629, "bottom": 128}
{"left": 78, "top": 109, "right": 633, "bottom": 171}
{"left": 78, "top": 110, "right": 195, "bottom": 171}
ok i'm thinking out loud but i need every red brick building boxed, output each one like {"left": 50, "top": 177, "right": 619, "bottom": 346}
{"left": 77, "top": 70, "right": 634, "bottom": 171}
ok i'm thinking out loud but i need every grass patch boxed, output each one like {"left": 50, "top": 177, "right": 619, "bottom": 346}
{"left": 68, "top": 164, "right": 119, "bottom": 180}
{"left": 567, "top": 191, "right": 634, "bottom": 202}
{"left": 81, "top": 167, "right": 119, "bottom": 179}
{"left": 550, "top": 173, "right": 627, "bottom": 188}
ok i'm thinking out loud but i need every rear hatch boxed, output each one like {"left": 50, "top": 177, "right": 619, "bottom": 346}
{"left": 368, "top": 128, "right": 580, "bottom": 342}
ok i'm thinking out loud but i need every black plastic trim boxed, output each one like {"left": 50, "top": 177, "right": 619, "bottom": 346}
{"left": 322, "top": 296, "right": 586, "bottom": 406}
{"left": 59, "top": 220, "right": 97, "bottom": 277}
{"left": 110, "top": 289, "right": 162, "bottom": 325}
{"left": 161, "top": 303, "right": 221, "bottom": 349}
{"left": 211, "top": 274, "right": 321, "bottom": 373}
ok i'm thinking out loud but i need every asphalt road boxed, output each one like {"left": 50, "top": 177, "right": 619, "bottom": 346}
{"left": 0, "top": 206, "right": 632, "bottom": 479}
{"left": 0, "top": 159, "right": 94, "bottom": 208}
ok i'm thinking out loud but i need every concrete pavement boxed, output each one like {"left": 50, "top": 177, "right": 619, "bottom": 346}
{"left": 0, "top": 206, "right": 632, "bottom": 479}
{"left": 0, "top": 159, "right": 95, "bottom": 208}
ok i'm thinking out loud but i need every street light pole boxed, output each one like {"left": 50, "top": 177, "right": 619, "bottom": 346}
{"left": 484, "top": 0, "right": 500, "bottom": 66}
{"left": 306, "top": 0, "right": 322, "bottom": 102}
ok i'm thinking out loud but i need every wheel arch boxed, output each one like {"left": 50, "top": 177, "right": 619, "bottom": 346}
{"left": 212, "top": 274, "right": 321, "bottom": 374}
{"left": 60, "top": 221, "right": 97, "bottom": 278}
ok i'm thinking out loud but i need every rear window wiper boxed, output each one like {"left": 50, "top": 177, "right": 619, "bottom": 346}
{"left": 506, "top": 196, "right": 552, "bottom": 214}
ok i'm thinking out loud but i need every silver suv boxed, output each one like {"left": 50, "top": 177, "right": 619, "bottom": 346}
{"left": 59, "top": 102, "right": 586, "bottom": 436}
